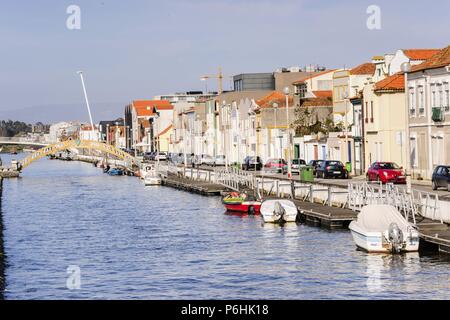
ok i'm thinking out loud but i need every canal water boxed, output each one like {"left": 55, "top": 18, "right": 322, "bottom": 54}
{"left": 0, "top": 154, "right": 449, "bottom": 300}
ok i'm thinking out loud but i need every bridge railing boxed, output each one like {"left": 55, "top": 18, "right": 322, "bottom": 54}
{"left": 0, "top": 136, "right": 48, "bottom": 144}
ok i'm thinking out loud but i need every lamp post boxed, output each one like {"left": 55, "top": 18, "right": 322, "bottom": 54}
{"left": 273, "top": 102, "right": 279, "bottom": 158}
{"left": 106, "top": 124, "right": 110, "bottom": 145}
{"left": 401, "top": 62, "right": 412, "bottom": 194}
{"left": 284, "top": 87, "right": 292, "bottom": 179}
{"left": 343, "top": 91, "right": 350, "bottom": 166}
{"left": 115, "top": 121, "right": 119, "bottom": 148}
{"left": 221, "top": 100, "right": 229, "bottom": 170}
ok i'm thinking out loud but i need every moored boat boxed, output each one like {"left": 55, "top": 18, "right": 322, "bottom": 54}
{"left": 107, "top": 168, "right": 124, "bottom": 176}
{"left": 260, "top": 200, "right": 298, "bottom": 223}
{"left": 349, "top": 204, "right": 419, "bottom": 253}
{"left": 222, "top": 192, "right": 261, "bottom": 215}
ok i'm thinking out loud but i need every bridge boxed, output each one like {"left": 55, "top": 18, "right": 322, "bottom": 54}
{"left": 4, "top": 139, "right": 140, "bottom": 171}
{"left": 0, "top": 136, "right": 49, "bottom": 147}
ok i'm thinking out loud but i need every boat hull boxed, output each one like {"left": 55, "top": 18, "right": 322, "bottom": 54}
{"left": 349, "top": 222, "right": 419, "bottom": 253}
{"left": 144, "top": 177, "right": 162, "bottom": 186}
{"left": 224, "top": 202, "right": 261, "bottom": 214}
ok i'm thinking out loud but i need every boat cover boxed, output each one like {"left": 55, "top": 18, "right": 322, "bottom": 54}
{"left": 261, "top": 200, "right": 298, "bottom": 215}
{"left": 354, "top": 205, "right": 411, "bottom": 232}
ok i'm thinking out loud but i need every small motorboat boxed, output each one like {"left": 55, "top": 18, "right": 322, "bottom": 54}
{"left": 349, "top": 204, "right": 419, "bottom": 254}
{"left": 140, "top": 164, "right": 161, "bottom": 185}
{"left": 144, "top": 173, "right": 162, "bottom": 186}
{"left": 107, "top": 168, "right": 124, "bottom": 176}
{"left": 260, "top": 199, "right": 298, "bottom": 223}
{"left": 222, "top": 192, "right": 262, "bottom": 215}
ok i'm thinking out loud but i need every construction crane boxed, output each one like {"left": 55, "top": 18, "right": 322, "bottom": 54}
{"left": 200, "top": 67, "right": 224, "bottom": 95}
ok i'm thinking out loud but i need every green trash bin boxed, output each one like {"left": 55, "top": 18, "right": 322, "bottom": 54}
{"left": 345, "top": 162, "right": 352, "bottom": 176}
{"left": 301, "top": 166, "right": 315, "bottom": 182}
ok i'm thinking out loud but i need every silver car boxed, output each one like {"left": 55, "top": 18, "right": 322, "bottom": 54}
{"left": 213, "top": 155, "right": 226, "bottom": 166}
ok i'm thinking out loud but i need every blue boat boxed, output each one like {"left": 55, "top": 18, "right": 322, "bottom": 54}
{"left": 107, "top": 168, "right": 124, "bottom": 176}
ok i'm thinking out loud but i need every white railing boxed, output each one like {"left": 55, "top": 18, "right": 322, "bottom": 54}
{"left": 347, "top": 182, "right": 442, "bottom": 225}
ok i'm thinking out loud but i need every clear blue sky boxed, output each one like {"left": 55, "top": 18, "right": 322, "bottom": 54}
{"left": 0, "top": 0, "right": 449, "bottom": 120}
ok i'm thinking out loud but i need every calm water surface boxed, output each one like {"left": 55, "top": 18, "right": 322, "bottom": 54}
{"left": 1, "top": 154, "right": 449, "bottom": 299}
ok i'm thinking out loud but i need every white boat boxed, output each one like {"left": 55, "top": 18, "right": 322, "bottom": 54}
{"left": 141, "top": 164, "right": 161, "bottom": 186}
{"left": 349, "top": 204, "right": 419, "bottom": 253}
{"left": 260, "top": 199, "right": 298, "bottom": 223}
{"left": 144, "top": 174, "right": 162, "bottom": 186}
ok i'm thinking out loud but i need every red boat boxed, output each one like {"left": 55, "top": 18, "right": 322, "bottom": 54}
{"left": 222, "top": 192, "right": 262, "bottom": 215}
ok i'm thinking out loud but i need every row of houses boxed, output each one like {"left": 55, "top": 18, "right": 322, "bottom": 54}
{"left": 83, "top": 45, "right": 449, "bottom": 180}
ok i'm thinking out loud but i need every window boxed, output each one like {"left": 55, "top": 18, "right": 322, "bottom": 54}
{"left": 365, "top": 102, "right": 369, "bottom": 123}
{"left": 370, "top": 101, "right": 374, "bottom": 123}
{"left": 418, "top": 86, "right": 424, "bottom": 115}
{"left": 431, "top": 84, "right": 436, "bottom": 108}
{"left": 410, "top": 136, "right": 418, "bottom": 168}
{"left": 438, "top": 84, "right": 443, "bottom": 108}
{"left": 409, "top": 87, "right": 416, "bottom": 116}
{"left": 445, "top": 89, "right": 450, "bottom": 112}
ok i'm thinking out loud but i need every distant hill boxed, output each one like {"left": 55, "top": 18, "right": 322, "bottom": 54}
{"left": 0, "top": 102, "right": 127, "bottom": 123}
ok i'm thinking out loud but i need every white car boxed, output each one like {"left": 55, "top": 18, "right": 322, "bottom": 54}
{"left": 213, "top": 155, "right": 226, "bottom": 166}
{"left": 155, "top": 152, "right": 167, "bottom": 161}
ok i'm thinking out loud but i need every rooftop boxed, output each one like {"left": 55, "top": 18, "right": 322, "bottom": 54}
{"left": 350, "top": 63, "right": 376, "bottom": 75}
{"left": 411, "top": 45, "right": 450, "bottom": 72}
{"left": 403, "top": 49, "right": 441, "bottom": 61}
{"left": 374, "top": 73, "right": 405, "bottom": 92}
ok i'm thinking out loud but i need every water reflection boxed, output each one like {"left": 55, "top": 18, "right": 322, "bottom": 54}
{"left": 1, "top": 154, "right": 449, "bottom": 299}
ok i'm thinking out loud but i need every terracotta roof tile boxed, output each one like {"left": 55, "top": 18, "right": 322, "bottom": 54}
{"left": 403, "top": 49, "right": 441, "bottom": 61}
{"left": 133, "top": 100, "right": 173, "bottom": 116}
{"left": 374, "top": 73, "right": 405, "bottom": 92}
{"left": 350, "top": 63, "right": 375, "bottom": 75}
{"left": 312, "top": 90, "right": 332, "bottom": 98}
{"left": 301, "top": 97, "right": 333, "bottom": 107}
{"left": 256, "top": 91, "right": 293, "bottom": 109}
{"left": 411, "top": 45, "right": 450, "bottom": 72}
{"left": 157, "top": 125, "right": 173, "bottom": 137}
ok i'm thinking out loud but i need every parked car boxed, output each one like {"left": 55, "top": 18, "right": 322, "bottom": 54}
{"left": 366, "top": 162, "right": 405, "bottom": 184}
{"left": 213, "top": 155, "right": 226, "bottom": 166}
{"left": 316, "top": 160, "right": 348, "bottom": 179}
{"left": 155, "top": 152, "right": 167, "bottom": 161}
{"left": 432, "top": 165, "right": 450, "bottom": 191}
{"left": 143, "top": 152, "right": 153, "bottom": 161}
{"left": 291, "top": 159, "right": 307, "bottom": 175}
{"left": 242, "top": 156, "right": 263, "bottom": 171}
{"left": 264, "top": 158, "right": 287, "bottom": 174}
{"left": 308, "top": 160, "right": 325, "bottom": 175}
{"left": 202, "top": 155, "right": 214, "bottom": 166}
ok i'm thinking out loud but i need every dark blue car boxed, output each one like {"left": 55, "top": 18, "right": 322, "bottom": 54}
{"left": 432, "top": 165, "right": 450, "bottom": 191}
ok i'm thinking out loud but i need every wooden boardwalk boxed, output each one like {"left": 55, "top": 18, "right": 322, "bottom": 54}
{"left": 162, "top": 175, "right": 228, "bottom": 196}
{"left": 413, "top": 217, "right": 450, "bottom": 253}
{"left": 292, "top": 199, "right": 357, "bottom": 229}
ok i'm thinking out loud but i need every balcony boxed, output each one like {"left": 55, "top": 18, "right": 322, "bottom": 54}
{"left": 432, "top": 107, "right": 444, "bottom": 122}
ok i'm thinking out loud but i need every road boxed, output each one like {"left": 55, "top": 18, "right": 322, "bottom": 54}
{"left": 174, "top": 163, "right": 450, "bottom": 201}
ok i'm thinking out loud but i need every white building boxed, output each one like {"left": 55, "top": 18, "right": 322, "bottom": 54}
{"left": 79, "top": 125, "right": 100, "bottom": 141}
{"left": 48, "top": 122, "right": 80, "bottom": 143}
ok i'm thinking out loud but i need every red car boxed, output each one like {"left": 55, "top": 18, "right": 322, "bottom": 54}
{"left": 366, "top": 162, "right": 406, "bottom": 184}
{"left": 264, "top": 158, "right": 287, "bottom": 174}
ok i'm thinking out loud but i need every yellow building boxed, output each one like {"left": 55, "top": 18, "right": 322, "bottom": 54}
{"left": 362, "top": 73, "right": 407, "bottom": 169}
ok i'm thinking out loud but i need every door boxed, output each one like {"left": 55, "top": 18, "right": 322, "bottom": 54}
{"left": 314, "top": 145, "right": 318, "bottom": 160}
{"left": 322, "top": 145, "right": 326, "bottom": 161}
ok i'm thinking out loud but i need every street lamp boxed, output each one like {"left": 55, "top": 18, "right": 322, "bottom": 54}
{"left": 221, "top": 100, "right": 229, "bottom": 170}
{"left": 284, "top": 86, "right": 292, "bottom": 179}
{"left": 273, "top": 102, "right": 280, "bottom": 158}
{"left": 115, "top": 121, "right": 119, "bottom": 148}
{"left": 401, "top": 61, "right": 412, "bottom": 194}
{"left": 106, "top": 124, "right": 110, "bottom": 145}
